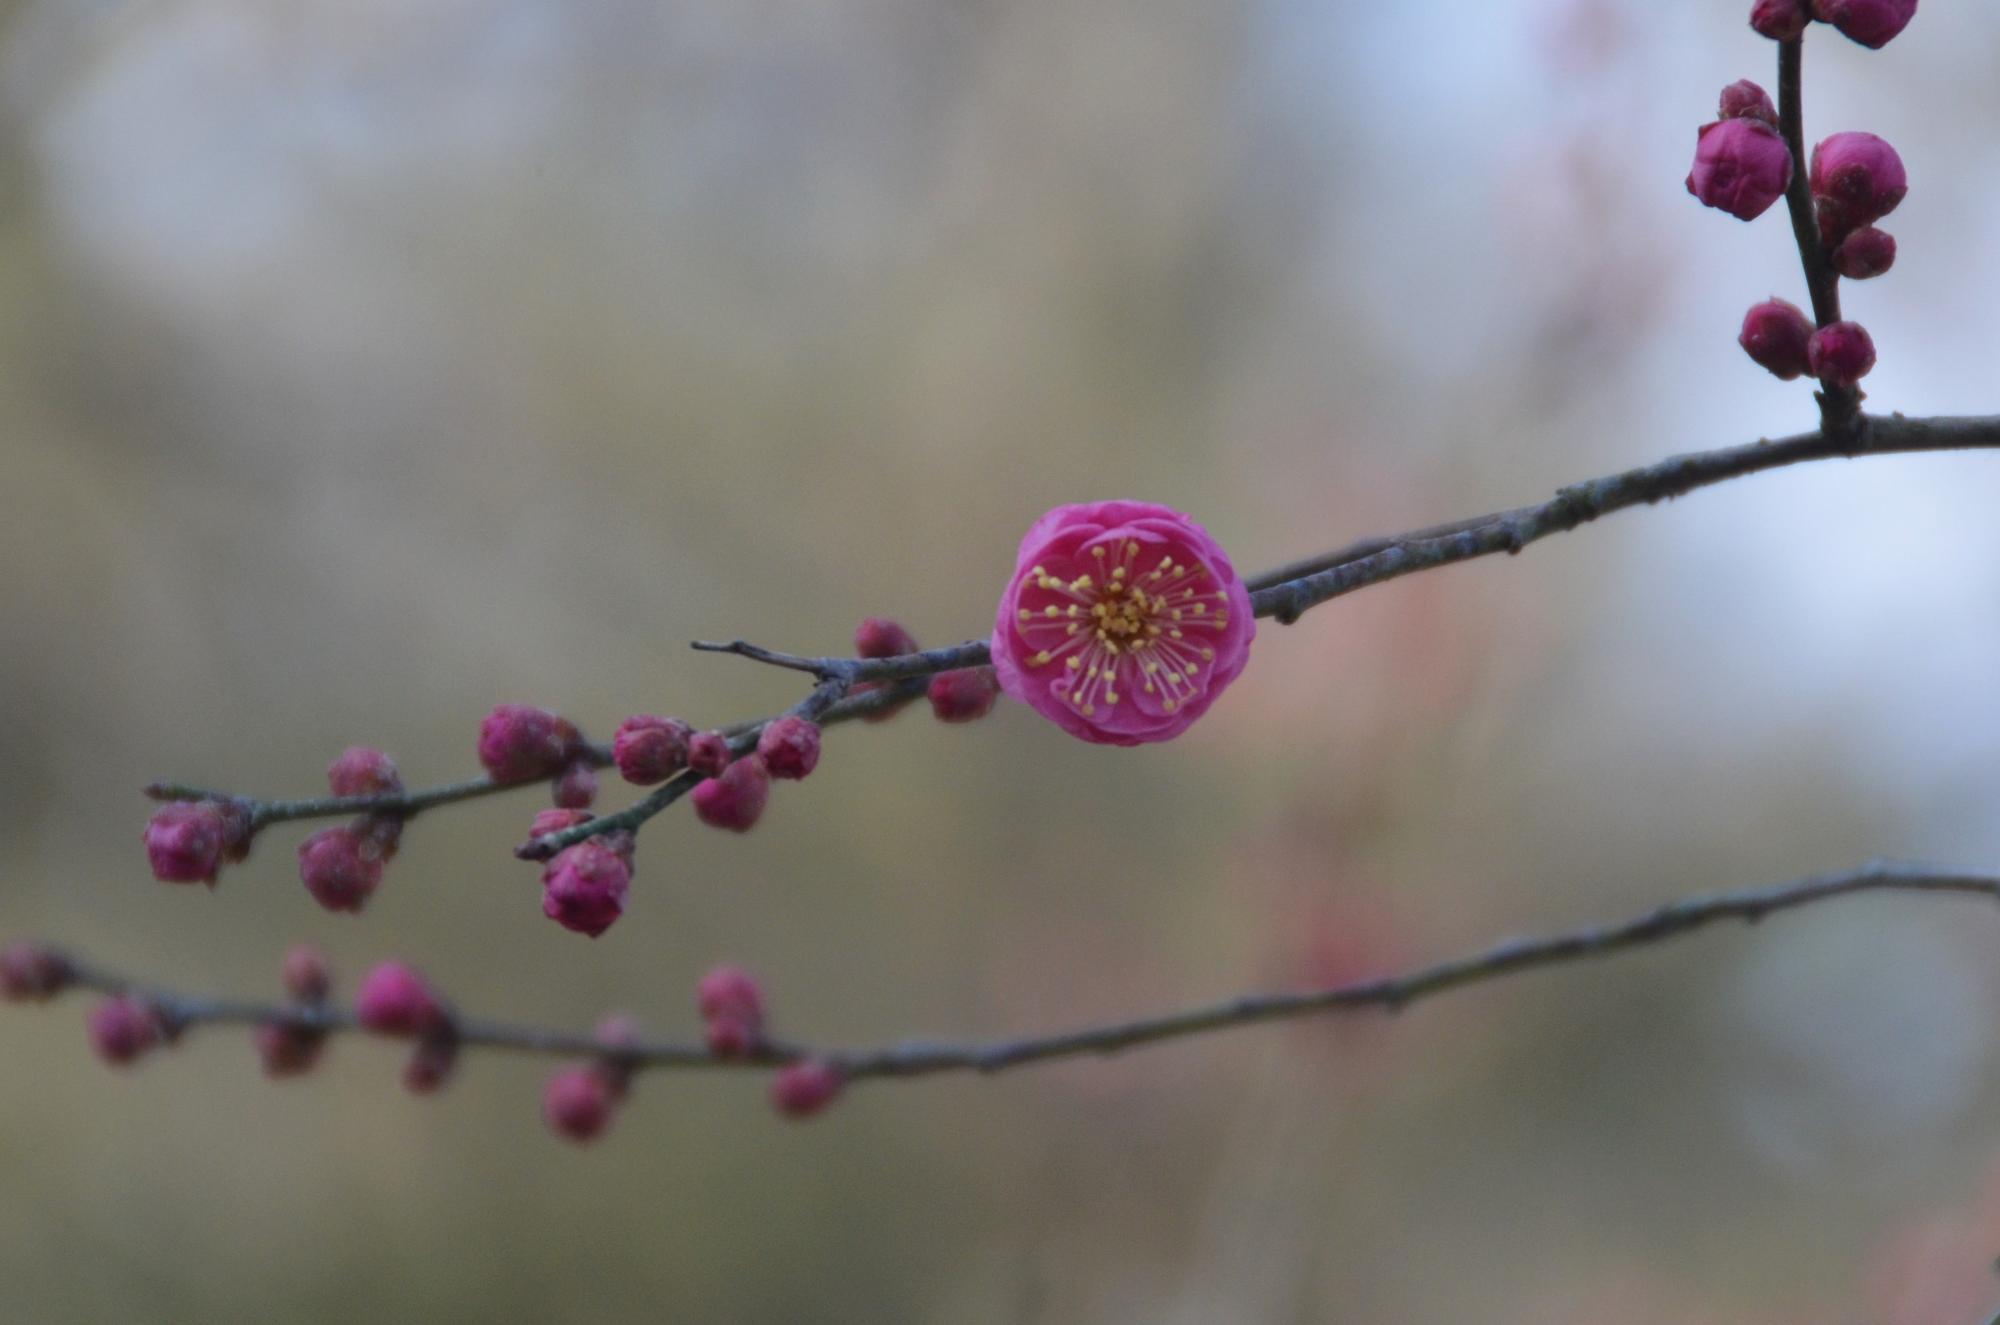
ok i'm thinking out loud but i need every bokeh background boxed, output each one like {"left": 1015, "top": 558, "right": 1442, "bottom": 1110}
{"left": 2, "top": 1, "right": 2000, "bottom": 1320}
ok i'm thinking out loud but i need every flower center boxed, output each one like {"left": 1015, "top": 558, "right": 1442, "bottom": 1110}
{"left": 1014, "top": 539, "right": 1231, "bottom": 719}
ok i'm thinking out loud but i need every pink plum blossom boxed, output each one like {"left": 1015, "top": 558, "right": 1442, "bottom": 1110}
{"left": 991, "top": 501, "right": 1255, "bottom": 745}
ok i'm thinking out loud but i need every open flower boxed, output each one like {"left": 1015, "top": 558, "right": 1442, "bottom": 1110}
{"left": 991, "top": 501, "right": 1255, "bottom": 745}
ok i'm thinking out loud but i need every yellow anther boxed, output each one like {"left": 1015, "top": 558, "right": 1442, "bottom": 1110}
{"left": 1184, "top": 664, "right": 1199, "bottom": 676}
{"left": 1066, "top": 657, "right": 1081, "bottom": 670}
{"left": 1091, "top": 546, "right": 1106, "bottom": 558}
{"left": 1082, "top": 703, "right": 1096, "bottom": 716}
{"left": 1067, "top": 623, "right": 1081, "bottom": 634}
{"left": 1201, "top": 647, "right": 1215, "bottom": 659}
{"left": 1112, "top": 566, "right": 1126, "bottom": 579}
{"left": 1170, "top": 609, "right": 1182, "bottom": 621}
{"left": 1033, "top": 651, "right": 1052, "bottom": 665}
{"left": 1162, "top": 699, "right": 1178, "bottom": 713}
{"left": 1170, "top": 628, "right": 1183, "bottom": 639}
{"left": 1044, "top": 605, "right": 1060, "bottom": 618}
{"left": 1191, "top": 604, "right": 1206, "bottom": 616}
{"left": 1105, "top": 691, "right": 1119, "bottom": 704}
{"left": 1126, "top": 541, "right": 1139, "bottom": 556}
{"left": 1017, "top": 608, "right": 1031, "bottom": 620}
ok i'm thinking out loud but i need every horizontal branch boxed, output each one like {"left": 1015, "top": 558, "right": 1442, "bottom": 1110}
{"left": 152, "top": 412, "right": 2000, "bottom": 859}
{"left": 26, "top": 861, "right": 1998, "bottom": 1085}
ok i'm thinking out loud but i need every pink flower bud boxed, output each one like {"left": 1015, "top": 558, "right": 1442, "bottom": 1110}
{"left": 993, "top": 502, "right": 1256, "bottom": 745}
{"left": 1685, "top": 117, "right": 1793, "bottom": 221}
{"left": 540, "top": 841, "right": 632, "bottom": 938}
{"left": 297, "top": 826, "right": 385, "bottom": 914}
{"left": 686, "top": 730, "right": 733, "bottom": 778}
{"left": 1831, "top": 225, "right": 1896, "bottom": 279}
{"left": 402, "top": 1034, "right": 458, "bottom": 1095}
{"left": 854, "top": 617, "right": 919, "bottom": 658}
{"left": 355, "top": 961, "right": 446, "bottom": 1036}
{"left": 253, "top": 1020, "right": 326, "bottom": 1079}
{"left": 281, "top": 943, "right": 333, "bottom": 1003}
{"left": 529, "top": 807, "right": 595, "bottom": 839}
{"left": 1807, "top": 320, "right": 1877, "bottom": 386}
{"left": 357, "top": 813, "right": 404, "bottom": 862}
{"left": 543, "top": 1066, "right": 618, "bottom": 1143}
{"left": 1814, "top": 0, "right": 1917, "bottom": 48}
{"left": 1718, "top": 79, "right": 1777, "bottom": 126}
{"left": 326, "top": 746, "right": 402, "bottom": 797}
{"left": 691, "top": 756, "right": 771, "bottom": 833}
{"left": 770, "top": 1060, "right": 845, "bottom": 1119}
{"left": 477, "top": 704, "right": 582, "bottom": 783}
{"left": 1749, "top": 0, "right": 1810, "bottom": 39}
{"left": 928, "top": 668, "right": 1001, "bottom": 723}
{"left": 143, "top": 802, "right": 230, "bottom": 885}
{"left": 855, "top": 619, "right": 921, "bottom": 724}
{"left": 551, "top": 760, "right": 598, "bottom": 810}
{"left": 88, "top": 996, "right": 161, "bottom": 1066}
{"left": 1810, "top": 132, "right": 1906, "bottom": 243}
{"left": 1, "top": 942, "right": 70, "bottom": 1002}
{"left": 1737, "top": 298, "right": 1815, "bottom": 380}
{"left": 696, "top": 964, "right": 766, "bottom": 1029}
{"left": 612, "top": 714, "right": 693, "bottom": 785}
{"left": 756, "top": 716, "right": 822, "bottom": 781}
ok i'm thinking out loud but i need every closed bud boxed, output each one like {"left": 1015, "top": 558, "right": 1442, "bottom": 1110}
{"left": 541, "top": 841, "right": 633, "bottom": 938}
{"left": 929, "top": 667, "right": 1002, "bottom": 723}
{"left": 297, "top": 826, "right": 385, "bottom": 913}
{"left": 770, "top": 1060, "right": 845, "bottom": 1119}
{"left": 355, "top": 962, "right": 447, "bottom": 1037}
{"left": 143, "top": 802, "right": 231, "bottom": 885}
{"left": 281, "top": 943, "right": 333, "bottom": 1003}
{"left": 326, "top": 746, "right": 401, "bottom": 798}
{"left": 477, "top": 704, "right": 582, "bottom": 783}
{"left": 756, "top": 716, "right": 822, "bottom": 781}
{"left": 686, "top": 730, "right": 733, "bottom": 778}
{"left": 1686, "top": 116, "right": 1792, "bottom": 221}
{"left": 88, "top": 996, "right": 162, "bottom": 1067}
{"left": 1831, "top": 226, "right": 1896, "bottom": 279}
{"left": 612, "top": 714, "right": 693, "bottom": 785}
{"left": 1, "top": 942, "right": 70, "bottom": 1002}
{"left": 1717, "top": 79, "right": 1777, "bottom": 126}
{"left": 691, "top": 756, "right": 771, "bottom": 833}
{"left": 551, "top": 760, "right": 598, "bottom": 810}
{"left": 1807, "top": 320, "right": 1877, "bottom": 387}
{"left": 543, "top": 1066, "right": 618, "bottom": 1143}
{"left": 1748, "top": 0, "right": 1810, "bottom": 39}
{"left": 1738, "top": 298, "right": 1815, "bottom": 380}
{"left": 1810, "top": 132, "right": 1907, "bottom": 244}
{"left": 1814, "top": 0, "right": 1917, "bottom": 48}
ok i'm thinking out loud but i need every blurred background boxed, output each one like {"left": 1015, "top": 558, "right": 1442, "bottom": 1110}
{"left": 2, "top": 1, "right": 1999, "bottom": 1320}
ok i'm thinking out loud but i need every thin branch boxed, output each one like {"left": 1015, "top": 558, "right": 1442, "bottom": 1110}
{"left": 1776, "top": 35, "right": 1860, "bottom": 434}
{"left": 153, "top": 412, "right": 2000, "bottom": 858}
{"left": 27, "top": 862, "right": 1999, "bottom": 1084}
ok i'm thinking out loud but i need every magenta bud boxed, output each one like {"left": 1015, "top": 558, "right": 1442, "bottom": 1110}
{"left": 1718, "top": 79, "right": 1777, "bottom": 126}
{"left": 402, "top": 1034, "right": 458, "bottom": 1095}
{"left": 1814, "top": 0, "right": 1917, "bottom": 48}
{"left": 543, "top": 1066, "right": 618, "bottom": 1143}
{"left": 1737, "top": 298, "right": 1815, "bottom": 380}
{"left": 88, "top": 996, "right": 161, "bottom": 1067}
{"left": 696, "top": 964, "right": 766, "bottom": 1029}
{"left": 770, "top": 1060, "right": 845, "bottom": 1119}
{"left": 928, "top": 667, "right": 1002, "bottom": 723}
{"left": 551, "top": 760, "right": 598, "bottom": 810}
{"left": 1686, "top": 117, "right": 1792, "bottom": 221}
{"left": 686, "top": 730, "right": 733, "bottom": 778}
{"left": 326, "top": 746, "right": 402, "bottom": 798}
{"left": 540, "top": 841, "right": 633, "bottom": 938}
{"left": 477, "top": 704, "right": 582, "bottom": 783}
{"left": 1749, "top": 0, "right": 1810, "bottom": 39}
{"left": 612, "top": 714, "right": 693, "bottom": 785}
{"left": 281, "top": 943, "right": 333, "bottom": 1003}
{"left": 355, "top": 961, "right": 447, "bottom": 1036}
{"left": 1, "top": 942, "right": 70, "bottom": 1002}
{"left": 297, "top": 826, "right": 385, "bottom": 914}
{"left": 756, "top": 716, "right": 822, "bottom": 781}
{"left": 1807, "top": 321, "right": 1877, "bottom": 387}
{"left": 529, "top": 807, "right": 595, "bottom": 840}
{"left": 1810, "top": 132, "right": 1907, "bottom": 243}
{"left": 253, "top": 1020, "right": 327, "bottom": 1079}
{"left": 854, "top": 617, "right": 919, "bottom": 659}
{"left": 1831, "top": 225, "right": 1896, "bottom": 279}
{"left": 143, "top": 802, "right": 230, "bottom": 885}
{"left": 691, "top": 756, "right": 771, "bottom": 833}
